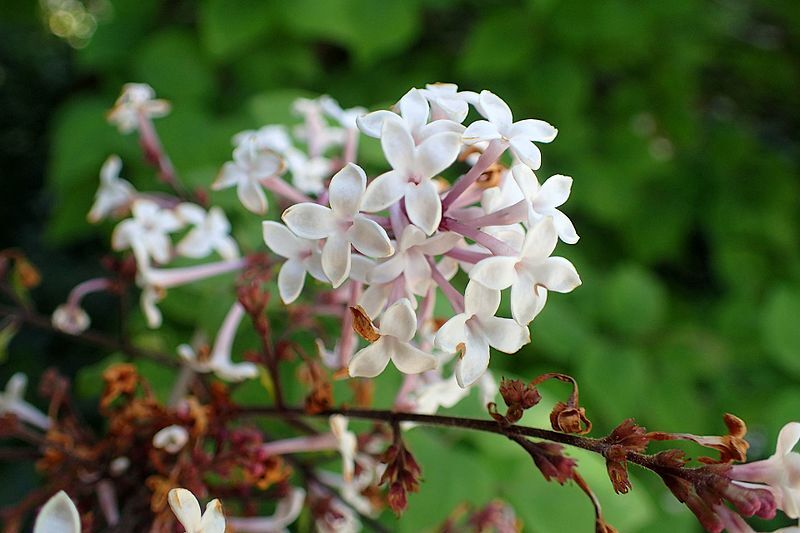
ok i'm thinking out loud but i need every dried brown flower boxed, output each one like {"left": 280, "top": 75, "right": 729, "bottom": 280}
{"left": 350, "top": 305, "right": 380, "bottom": 342}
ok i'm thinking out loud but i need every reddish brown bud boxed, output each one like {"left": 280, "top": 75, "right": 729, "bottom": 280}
{"left": 499, "top": 378, "right": 541, "bottom": 410}
{"left": 379, "top": 436, "right": 422, "bottom": 516}
{"left": 605, "top": 445, "right": 632, "bottom": 494}
{"left": 511, "top": 436, "right": 576, "bottom": 485}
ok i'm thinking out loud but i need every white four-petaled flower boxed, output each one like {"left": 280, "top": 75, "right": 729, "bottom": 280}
{"left": 361, "top": 118, "right": 461, "bottom": 235}
{"left": 468, "top": 218, "right": 581, "bottom": 325}
{"left": 511, "top": 164, "right": 579, "bottom": 244}
{"left": 282, "top": 163, "right": 393, "bottom": 287}
{"left": 369, "top": 225, "right": 460, "bottom": 296}
{"left": 112, "top": 199, "right": 183, "bottom": 268}
{"left": 176, "top": 204, "right": 239, "bottom": 260}
{"left": 357, "top": 88, "right": 464, "bottom": 142}
{"left": 213, "top": 138, "right": 286, "bottom": 215}
{"left": 463, "top": 90, "right": 557, "bottom": 170}
{"left": 435, "top": 281, "right": 530, "bottom": 387}
{"left": 419, "top": 82, "right": 477, "bottom": 123}
{"left": 107, "top": 83, "right": 170, "bottom": 134}
{"left": 263, "top": 221, "right": 326, "bottom": 303}
{"left": 348, "top": 298, "right": 437, "bottom": 378}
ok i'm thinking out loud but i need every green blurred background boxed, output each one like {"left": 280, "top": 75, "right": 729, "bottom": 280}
{"left": 1, "top": 0, "right": 799, "bottom": 531}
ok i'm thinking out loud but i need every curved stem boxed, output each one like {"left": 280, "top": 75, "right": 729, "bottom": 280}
{"left": 442, "top": 140, "right": 506, "bottom": 211}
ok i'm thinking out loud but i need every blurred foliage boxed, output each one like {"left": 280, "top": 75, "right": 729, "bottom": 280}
{"left": 2, "top": 0, "right": 800, "bottom": 531}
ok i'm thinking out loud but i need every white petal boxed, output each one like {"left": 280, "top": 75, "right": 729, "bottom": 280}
{"left": 511, "top": 164, "right": 540, "bottom": 201}
{"left": 278, "top": 259, "right": 307, "bottom": 304}
{"left": 478, "top": 90, "right": 513, "bottom": 129}
{"left": 521, "top": 218, "right": 558, "bottom": 262}
{"left": 100, "top": 154, "right": 122, "bottom": 184}
{"left": 405, "top": 180, "right": 442, "bottom": 235}
{"left": 455, "top": 327, "right": 490, "bottom": 387}
{"left": 236, "top": 177, "right": 268, "bottom": 214}
{"left": 398, "top": 88, "right": 430, "bottom": 132}
{"left": 369, "top": 255, "right": 405, "bottom": 284}
{"left": 213, "top": 361, "right": 258, "bottom": 382}
{"left": 263, "top": 221, "right": 307, "bottom": 259}
{"left": 530, "top": 257, "right": 581, "bottom": 293}
{"left": 415, "top": 131, "right": 461, "bottom": 180}
{"left": 361, "top": 170, "right": 407, "bottom": 212}
{"left": 176, "top": 202, "right": 206, "bottom": 225}
{"left": 469, "top": 256, "right": 519, "bottom": 290}
{"left": 349, "top": 254, "right": 375, "bottom": 283}
{"left": 417, "top": 119, "right": 466, "bottom": 140}
{"left": 348, "top": 216, "right": 394, "bottom": 258}
{"left": 390, "top": 338, "right": 437, "bottom": 374}
{"left": 416, "top": 231, "right": 461, "bottom": 256}
{"left": 322, "top": 233, "right": 352, "bottom": 288}
{"left": 508, "top": 119, "right": 558, "bottom": 142}
{"left": 509, "top": 136, "right": 542, "bottom": 170}
{"left": 168, "top": 489, "right": 202, "bottom": 531}
{"left": 213, "top": 162, "right": 246, "bottom": 190}
{"left": 177, "top": 229, "right": 212, "bottom": 259}
{"left": 329, "top": 163, "right": 366, "bottom": 217}
{"left": 282, "top": 203, "right": 335, "bottom": 239}
{"left": 434, "top": 313, "right": 468, "bottom": 353}
{"left": 199, "top": 500, "right": 226, "bottom": 533}
{"left": 535, "top": 175, "right": 572, "bottom": 212}
{"left": 397, "top": 224, "right": 427, "bottom": 251}
{"left": 381, "top": 118, "right": 415, "bottom": 173}
{"left": 348, "top": 338, "right": 392, "bottom": 378}
{"left": 776, "top": 422, "right": 800, "bottom": 457}
{"left": 359, "top": 283, "right": 391, "bottom": 319}
{"left": 464, "top": 280, "right": 501, "bottom": 318}
{"left": 215, "top": 236, "right": 241, "bottom": 260}
{"left": 379, "top": 298, "right": 417, "bottom": 342}
{"left": 33, "top": 491, "right": 81, "bottom": 533}
{"left": 511, "top": 274, "right": 548, "bottom": 325}
{"left": 404, "top": 250, "right": 433, "bottom": 295}
{"left": 550, "top": 210, "right": 579, "bottom": 244}
{"left": 356, "top": 110, "right": 397, "bottom": 138}
{"left": 462, "top": 120, "right": 501, "bottom": 143}
{"left": 481, "top": 316, "right": 530, "bottom": 353}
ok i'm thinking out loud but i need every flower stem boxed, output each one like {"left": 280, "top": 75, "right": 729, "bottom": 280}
{"left": 442, "top": 140, "right": 506, "bottom": 211}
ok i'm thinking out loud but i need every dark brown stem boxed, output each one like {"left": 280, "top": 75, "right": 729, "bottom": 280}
{"left": 0, "top": 303, "right": 177, "bottom": 367}
{"left": 238, "top": 406, "right": 710, "bottom": 484}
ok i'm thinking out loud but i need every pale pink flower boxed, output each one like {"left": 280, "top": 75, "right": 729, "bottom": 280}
{"left": 282, "top": 163, "right": 393, "bottom": 287}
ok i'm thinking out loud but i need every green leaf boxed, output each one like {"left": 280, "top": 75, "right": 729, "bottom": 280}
{"left": 601, "top": 265, "right": 667, "bottom": 337}
{"left": 198, "top": 0, "right": 278, "bottom": 60}
{"left": 133, "top": 29, "right": 215, "bottom": 105}
{"left": 282, "top": 0, "right": 420, "bottom": 66}
{"left": 761, "top": 285, "right": 800, "bottom": 376}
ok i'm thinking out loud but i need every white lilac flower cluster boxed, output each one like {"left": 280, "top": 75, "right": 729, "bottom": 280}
{"left": 259, "top": 84, "right": 582, "bottom": 388}
{"left": 57, "top": 82, "right": 581, "bottom": 392}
